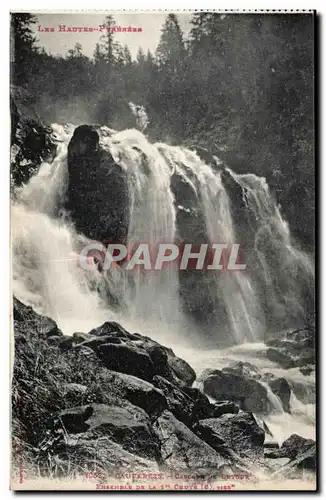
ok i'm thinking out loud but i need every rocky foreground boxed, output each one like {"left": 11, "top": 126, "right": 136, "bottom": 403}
{"left": 12, "top": 297, "right": 316, "bottom": 488}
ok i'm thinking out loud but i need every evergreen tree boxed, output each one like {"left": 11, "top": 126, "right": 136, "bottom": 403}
{"left": 156, "top": 14, "right": 185, "bottom": 71}
{"left": 68, "top": 42, "right": 84, "bottom": 59}
{"left": 11, "top": 13, "right": 39, "bottom": 84}
{"left": 99, "top": 15, "right": 120, "bottom": 66}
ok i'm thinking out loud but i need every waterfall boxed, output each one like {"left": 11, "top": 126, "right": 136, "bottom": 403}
{"left": 103, "top": 129, "right": 184, "bottom": 335}
{"left": 11, "top": 123, "right": 314, "bottom": 344}
{"left": 225, "top": 169, "right": 315, "bottom": 330}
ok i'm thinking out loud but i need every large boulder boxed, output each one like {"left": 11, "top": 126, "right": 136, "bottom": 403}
{"left": 152, "top": 375, "right": 196, "bottom": 426}
{"left": 165, "top": 354, "right": 196, "bottom": 387}
{"left": 57, "top": 403, "right": 161, "bottom": 462}
{"left": 279, "top": 434, "right": 316, "bottom": 468}
{"left": 194, "top": 413, "right": 265, "bottom": 468}
{"left": 266, "top": 434, "right": 316, "bottom": 472}
{"left": 76, "top": 320, "right": 196, "bottom": 386}
{"left": 67, "top": 125, "right": 130, "bottom": 244}
{"left": 153, "top": 411, "right": 230, "bottom": 474}
{"left": 94, "top": 370, "right": 167, "bottom": 418}
{"left": 98, "top": 342, "right": 155, "bottom": 381}
{"left": 199, "top": 369, "right": 271, "bottom": 414}
{"left": 222, "top": 361, "right": 261, "bottom": 380}
{"left": 289, "top": 380, "right": 315, "bottom": 405}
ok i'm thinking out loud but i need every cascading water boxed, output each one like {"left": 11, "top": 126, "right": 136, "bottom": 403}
{"left": 158, "top": 145, "right": 265, "bottom": 342}
{"left": 12, "top": 123, "right": 314, "bottom": 344}
{"left": 11, "top": 122, "right": 315, "bottom": 447}
{"left": 11, "top": 129, "right": 110, "bottom": 334}
{"left": 102, "top": 130, "right": 184, "bottom": 336}
{"left": 225, "top": 169, "right": 315, "bottom": 331}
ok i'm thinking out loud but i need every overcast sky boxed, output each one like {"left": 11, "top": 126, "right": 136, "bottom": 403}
{"left": 32, "top": 12, "right": 193, "bottom": 59}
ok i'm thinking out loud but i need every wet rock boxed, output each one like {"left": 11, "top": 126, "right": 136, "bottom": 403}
{"left": 195, "top": 413, "right": 265, "bottom": 467}
{"left": 146, "top": 344, "right": 170, "bottom": 376}
{"left": 266, "top": 329, "right": 315, "bottom": 371}
{"left": 153, "top": 411, "right": 229, "bottom": 473}
{"left": 266, "top": 347, "right": 296, "bottom": 369}
{"left": 37, "top": 316, "right": 62, "bottom": 338}
{"left": 263, "top": 373, "right": 291, "bottom": 413}
{"left": 200, "top": 369, "right": 270, "bottom": 414}
{"left": 222, "top": 361, "right": 261, "bottom": 380}
{"left": 46, "top": 335, "right": 62, "bottom": 345}
{"left": 289, "top": 380, "right": 315, "bottom": 405}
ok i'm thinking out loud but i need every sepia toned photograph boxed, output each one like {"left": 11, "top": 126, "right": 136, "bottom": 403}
{"left": 10, "top": 10, "right": 316, "bottom": 491}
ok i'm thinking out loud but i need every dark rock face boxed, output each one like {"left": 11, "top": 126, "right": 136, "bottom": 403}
{"left": 194, "top": 413, "right": 265, "bottom": 468}
{"left": 200, "top": 368, "right": 271, "bottom": 414}
{"left": 67, "top": 125, "right": 130, "bottom": 244}
{"left": 266, "top": 327, "right": 316, "bottom": 372}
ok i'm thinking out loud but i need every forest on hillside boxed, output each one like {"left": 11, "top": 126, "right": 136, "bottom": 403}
{"left": 10, "top": 12, "right": 315, "bottom": 250}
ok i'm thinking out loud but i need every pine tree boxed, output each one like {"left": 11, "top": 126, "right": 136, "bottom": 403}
{"left": 99, "top": 15, "right": 120, "bottom": 66}
{"left": 156, "top": 14, "right": 185, "bottom": 71}
{"left": 68, "top": 42, "right": 84, "bottom": 59}
{"left": 11, "top": 13, "right": 39, "bottom": 84}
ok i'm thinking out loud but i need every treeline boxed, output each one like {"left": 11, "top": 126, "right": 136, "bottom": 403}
{"left": 11, "top": 12, "right": 315, "bottom": 249}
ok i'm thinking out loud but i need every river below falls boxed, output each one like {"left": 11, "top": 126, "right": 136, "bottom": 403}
{"left": 174, "top": 342, "right": 316, "bottom": 444}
